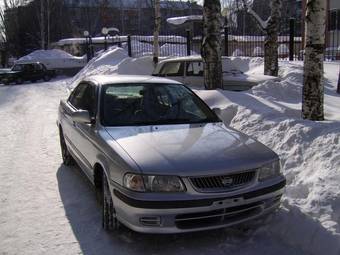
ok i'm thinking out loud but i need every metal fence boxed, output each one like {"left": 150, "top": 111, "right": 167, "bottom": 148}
{"left": 125, "top": 18, "right": 339, "bottom": 62}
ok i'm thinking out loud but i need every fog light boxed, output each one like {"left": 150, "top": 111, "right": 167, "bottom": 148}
{"left": 140, "top": 216, "right": 161, "bottom": 226}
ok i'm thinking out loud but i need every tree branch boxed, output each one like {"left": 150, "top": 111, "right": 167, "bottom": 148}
{"left": 242, "top": 0, "right": 268, "bottom": 30}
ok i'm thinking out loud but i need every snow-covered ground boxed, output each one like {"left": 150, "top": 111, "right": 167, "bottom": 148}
{"left": 0, "top": 47, "right": 339, "bottom": 254}
{"left": 16, "top": 49, "right": 87, "bottom": 70}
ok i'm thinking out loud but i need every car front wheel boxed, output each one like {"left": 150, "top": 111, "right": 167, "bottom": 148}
{"left": 59, "top": 128, "right": 74, "bottom": 166}
{"left": 102, "top": 174, "right": 118, "bottom": 231}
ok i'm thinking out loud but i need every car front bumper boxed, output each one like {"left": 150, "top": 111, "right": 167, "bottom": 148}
{"left": 111, "top": 177, "right": 286, "bottom": 234}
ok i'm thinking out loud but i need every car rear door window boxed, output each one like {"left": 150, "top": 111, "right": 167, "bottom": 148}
{"left": 186, "top": 62, "right": 203, "bottom": 76}
{"left": 160, "top": 62, "right": 184, "bottom": 76}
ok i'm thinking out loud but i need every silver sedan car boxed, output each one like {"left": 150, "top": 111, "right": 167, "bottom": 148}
{"left": 57, "top": 75, "right": 286, "bottom": 234}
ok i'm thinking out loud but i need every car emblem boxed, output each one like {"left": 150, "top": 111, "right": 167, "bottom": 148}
{"left": 221, "top": 177, "right": 233, "bottom": 186}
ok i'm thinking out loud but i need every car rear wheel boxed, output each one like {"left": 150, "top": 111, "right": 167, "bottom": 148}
{"left": 102, "top": 174, "right": 119, "bottom": 231}
{"left": 15, "top": 78, "right": 23, "bottom": 84}
{"left": 59, "top": 128, "right": 74, "bottom": 166}
{"left": 43, "top": 75, "right": 51, "bottom": 82}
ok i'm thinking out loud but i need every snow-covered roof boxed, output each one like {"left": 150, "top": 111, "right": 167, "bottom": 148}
{"left": 64, "top": 0, "right": 201, "bottom": 9}
{"left": 85, "top": 75, "right": 181, "bottom": 85}
{"left": 167, "top": 15, "right": 203, "bottom": 25}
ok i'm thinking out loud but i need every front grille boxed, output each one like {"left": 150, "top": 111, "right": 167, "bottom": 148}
{"left": 175, "top": 201, "right": 264, "bottom": 229}
{"left": 190, "top": 171, "right": 256, "bottom": 192}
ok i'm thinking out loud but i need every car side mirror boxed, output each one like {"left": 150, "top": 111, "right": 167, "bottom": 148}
{"left": 212, "top": 107, "right": 222, "bottom": 116}
{"left": 72, "top": 110, "right": 91, "bottom": 124}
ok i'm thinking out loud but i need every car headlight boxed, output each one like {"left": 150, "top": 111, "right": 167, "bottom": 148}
{"left": 258, "top": 160, "right": 281, "bottom": 181}
{"left": 123, "top": 173, "right": 186, "bottom": 192}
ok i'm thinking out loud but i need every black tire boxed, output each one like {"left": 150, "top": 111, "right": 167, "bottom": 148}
{"left": 43, "top": 75, "right": 51, "bottom": 82}
{"left": 59, "top": 128, "right": 74, "bottom": 166}
{"left": 30, "top": 80, "right": 37, "bottom": 83}
{"left": 15, "top": 78, "right": 23, "bottom": 84}
{"left": 102, "top": 174, "right": 118, "bottom": 231}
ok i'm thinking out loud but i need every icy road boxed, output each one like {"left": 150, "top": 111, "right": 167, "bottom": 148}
{"left": 0, "top": 79, "right": 309, "bottom": 255}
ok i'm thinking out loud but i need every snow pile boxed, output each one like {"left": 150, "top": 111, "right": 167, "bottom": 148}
{"left": 195, "top": 61, "right": 340, "bottom": 254}
{"left": 71, "top": 47, "right": 154, "bottom": 85}
{"left": 160, "top": 43, "right": 197, "bottom": 56}
{"left": 18, "top": 49, "right": 75, "bottom": 60}
{"left": 126, "top": 40, "right": 154, "bottom": 57}
{"left": 16, "top": 49, "right": 86, "bottom": 69}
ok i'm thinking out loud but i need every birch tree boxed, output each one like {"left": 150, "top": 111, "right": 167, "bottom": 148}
{"left": 153, "top": 0, "right": 161, "bottom": 64}
{"left": 242, "top": 0, "right": 281, "bottom": 76}
{"left": 302, "top": 0, "right": 326, "bottom": 120}
{"left": 201, "top": 0, "right": 223, "bottom": 90}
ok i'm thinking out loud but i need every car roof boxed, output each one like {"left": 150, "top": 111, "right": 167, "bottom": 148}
{"left": 158, "top": 55, "right": 203, "bottom": 64}
{"left": 83, "top": 75, "right": 182, "bottom": 86}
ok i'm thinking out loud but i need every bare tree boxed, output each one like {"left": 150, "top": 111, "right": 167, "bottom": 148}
{"left": 202, "top": 0, "right": 223, "bottom": 90}
{"left": 153, "top": 0, "right": 160, "bottom": 64}
{"left": 242, "top": 0, "right": 281, "bottom": 77}
{"left": 302, "top": 0, "right": 326, "bottom": 120}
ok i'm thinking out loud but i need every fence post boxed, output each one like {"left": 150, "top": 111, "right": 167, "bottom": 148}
{"left": 289, "top": 18, "right": 295, "bottom": 61}
{"left": 337, "top": 67, "right": 340, "bottom": 94}
{"left": 224, "top": 25, "right": 228, "bottom": 56}
{"left": 127, "top": 35, "right": 132, "bottom": 57}
{"left": 186, "top": 29, "right": 191, "bottom": 56}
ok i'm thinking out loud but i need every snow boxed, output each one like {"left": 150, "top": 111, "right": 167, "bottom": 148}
{"left": 194, "top": 61, "right": 340, "bottom": 254}
{"left": 1, "top": 47, "right": 340, "bottom": 254}
{"left": 16, "top": 49, "right": 87, "bottom": 69}
{"left": 166, "top": 15, "right": 203, "bottom": 25}
{"left": 232, "top": 49, "right": 244, "bottom": 57}
{"left": 57, "top": 36, "right": 128, "bottom": 46}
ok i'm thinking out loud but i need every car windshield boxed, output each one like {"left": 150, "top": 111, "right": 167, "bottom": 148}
{"left": 11, "top": 64, "right": 23, "bottom": 71}
{"left": 101, "top": 83, "right": 220, "bottom": 126}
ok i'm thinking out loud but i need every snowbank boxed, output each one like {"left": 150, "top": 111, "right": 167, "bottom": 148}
{"left": 195, "top": 61, "right": 340, "bottom": 254}
{"left": 16, "top": 49, "right": 87, "bottom": 69}
{"left": 71, "top": 47, "right": 154, "bottom": 85}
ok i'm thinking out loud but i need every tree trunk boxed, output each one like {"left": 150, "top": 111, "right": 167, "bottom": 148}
{"left": 202, "top": 0, "right": 223, "bottom": 90}
{"left": 153, "top": 0, "right": 161, "bottom": 64}
{"left": 264, "top": 0, "right": 281, "bottom": 76}
{"left": 40, "top": 0, "right": 45, "bottom": 50}
{"left": 337, "top": 67, "right": 340, "bottom": 94}
{"left": 302, "top": 0, "right": 326, "bottom": 121}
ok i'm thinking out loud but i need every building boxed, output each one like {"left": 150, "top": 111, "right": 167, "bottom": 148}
{"left": 4, "top": 0, "right": 202, "bottom": 57}
{"left": 327, "top": 0, "right": 340, "bottom": 49}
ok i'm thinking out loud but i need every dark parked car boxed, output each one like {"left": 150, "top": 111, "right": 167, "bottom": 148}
{"left": 0, "top": 62, "right": 55, "bottom": 85}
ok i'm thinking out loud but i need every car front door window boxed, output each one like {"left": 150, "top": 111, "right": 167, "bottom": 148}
{"left": 69, "top": 83, "right": 96, "bottom": 118}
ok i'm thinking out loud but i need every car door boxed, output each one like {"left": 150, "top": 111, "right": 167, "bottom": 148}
{"left": 62, "top": 83, "right": 95, "bottom": 177}
{"left": 33, "top": 63, "right": 44, "bottom": 80}
{"left": 23, "top": 64, "right": 33, "bottom": 80}
{"left": 71, "top": 82, "right": 99, "bottom": 179}
{"left": 183, "top": 61, "right": 204, "bottom": 89}
{"left": 159, "top": 61, "right": 185, "bottom": 83}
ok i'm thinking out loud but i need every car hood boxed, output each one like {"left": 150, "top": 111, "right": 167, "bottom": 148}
{"left": 104, "top": 123, "right": 278, "bottom": 176}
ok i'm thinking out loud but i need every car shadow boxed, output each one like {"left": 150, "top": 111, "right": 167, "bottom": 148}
{"left": 56, "top": 164, "right": 266, "bottom": 255}
{"left": 56, "top": 164, "right": 339, "bottom": 255}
